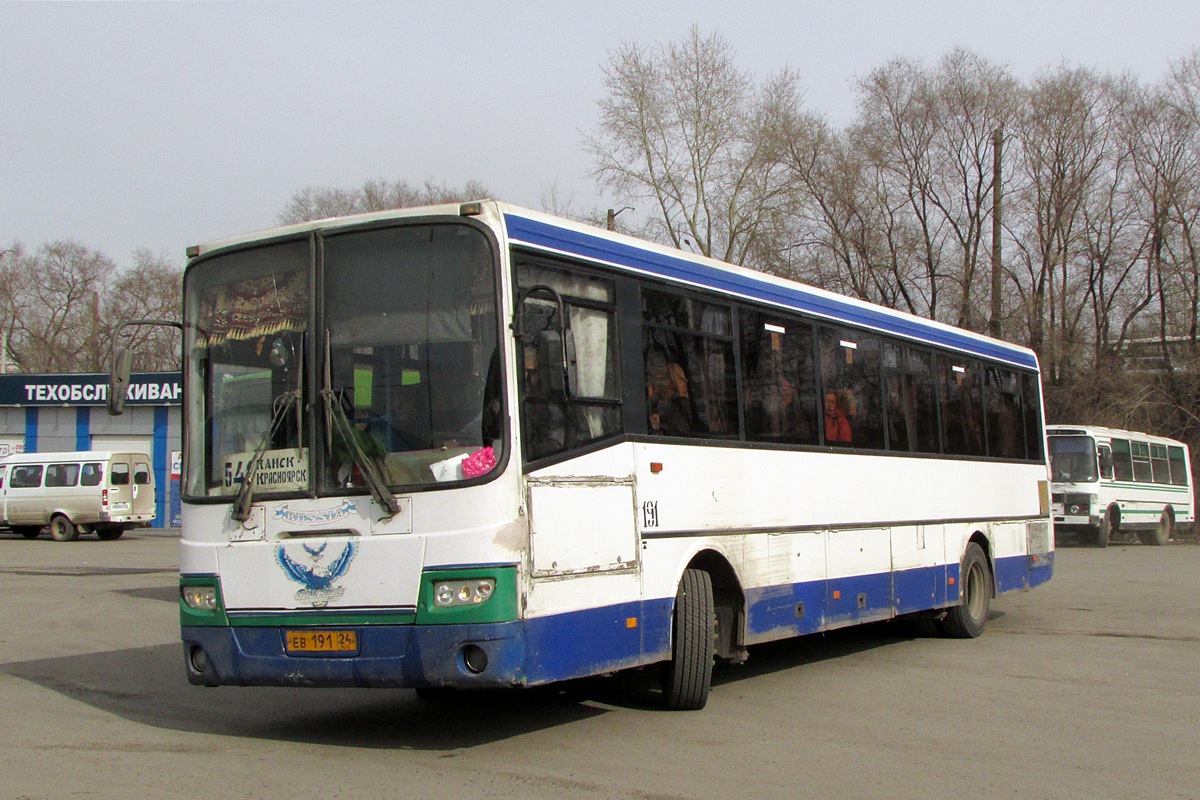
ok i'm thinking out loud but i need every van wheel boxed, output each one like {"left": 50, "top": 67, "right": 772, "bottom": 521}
{"left": 941, "top": 543, "right": 992, "bottom": 639}
{"left": 660, "top": 568, "right": 715, "bottom": 710}
{"left": 96, "top": 525, "right": 125, "bottom": 541}
{"left": 49, "top": 514, "right": 79, "bottom": 542}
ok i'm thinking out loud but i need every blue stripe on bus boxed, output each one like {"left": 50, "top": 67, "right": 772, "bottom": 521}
{"left": 185, "top": 552, "right": 1052, "bottom": 689}
{"left": 505, "top": 213, "right": 1038, "bottom": 370}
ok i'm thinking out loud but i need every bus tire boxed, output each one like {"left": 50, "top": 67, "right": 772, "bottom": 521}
{"left": 49, "top": 514, "right": 79, "bottom": 542}
{"left": 941, "top": 543, "right": 991, "bottom": 639}
{"left": 1145, "top": 508, "right": 1173, "bottom": 546}
{"left": 661, "top": 568, "right": 715, "bottom": 710}
{"left": 96, "top": 525, "right": 125, "bottom": 541}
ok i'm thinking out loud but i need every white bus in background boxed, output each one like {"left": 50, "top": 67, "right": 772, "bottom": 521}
{"left": 1048, "top": 425, "right": 1194, "bottom": 547}
{"left": 113, "top": 200, "right": 1054, "bottom": 710}
{"left": 0, "top": 450, "right": 156, "bottom": 541}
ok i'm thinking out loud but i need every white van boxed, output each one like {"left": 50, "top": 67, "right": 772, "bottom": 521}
{"left": 0, "top": 451, "right": 156, "bottom": 541}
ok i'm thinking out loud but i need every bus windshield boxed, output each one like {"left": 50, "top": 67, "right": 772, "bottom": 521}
{"left": 1048, "top": 435, "right": 1098, "bottom": 483}
{"left": 183, "top": 223, "right": 502, "bottom": 499}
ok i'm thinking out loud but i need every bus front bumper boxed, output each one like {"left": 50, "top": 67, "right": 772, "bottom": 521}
{"left": 182, "top": 622, "right": 528, "bottom": 689}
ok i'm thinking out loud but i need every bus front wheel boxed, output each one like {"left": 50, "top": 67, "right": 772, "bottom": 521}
{"left": 1098, "top": 508, "right": 1118, "bottom": 548}
{"left": 942, "top": 543, "right": 991, "bottom": 639}
{"left": 661, "top": 568, "right": 715, "bottom": 710}
{"left": 49, "top": 514, "right": 79, "bottom": 542}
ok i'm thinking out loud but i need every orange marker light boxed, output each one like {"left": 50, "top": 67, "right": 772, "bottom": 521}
{"left": 832, "top": 590, "right": 841, "bottom": 599}
{"left": 948, "top": 576, "right": 956, "bottom": 585}
{"left": 626, "top": 617, "right": 638, "bottom": 629}
{"left": 650, "top": 462, "right": 663, "bottom": 474}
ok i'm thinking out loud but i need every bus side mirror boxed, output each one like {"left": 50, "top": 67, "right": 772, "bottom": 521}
{"left": 108, "top": 348, "right": 132, "bottom": 416}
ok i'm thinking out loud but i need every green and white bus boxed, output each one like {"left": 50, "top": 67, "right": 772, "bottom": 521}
{"left": 115, "top": 200, "right": 1054, "bottom": 709}
{"left": 1048, "top": 425, "right": 1194, "bottom": 547}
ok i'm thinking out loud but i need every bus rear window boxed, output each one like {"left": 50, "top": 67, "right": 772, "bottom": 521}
{"left": 111, "top": 463, "right": 130, "bottom": 486}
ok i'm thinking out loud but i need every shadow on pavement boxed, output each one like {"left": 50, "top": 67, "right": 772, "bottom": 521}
{"left": 0, "top": 616, "right": 939, "bottom": 748}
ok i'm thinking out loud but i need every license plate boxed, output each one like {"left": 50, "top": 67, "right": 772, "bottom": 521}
{"left": 285, "top": 629, "right": 358, "bottom": 653}
{"left": 112, "top": 501, "right": 130, "bottom": 511}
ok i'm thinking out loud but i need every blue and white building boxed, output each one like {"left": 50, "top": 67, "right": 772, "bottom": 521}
{"left": 0, "top": 371, "right": 182, "bottom": 527}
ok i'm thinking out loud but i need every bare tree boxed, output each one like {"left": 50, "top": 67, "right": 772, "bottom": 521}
{"left": 104, "top": 250, "right": 184, "bottom": 372}
{"left": 1009, "top": 66, "right": 1117, "bottom": 378}
{"left": 5, "top": 241, "right": 116, "bottom": 373}
{"left": 278, "top": 178, "right": 492, "bottom": 224}
{"left": 585, "top": 27, "right": 796, "bottom": 264}
{"left": 0, "top": 242, "right": 30, "bottom": 373}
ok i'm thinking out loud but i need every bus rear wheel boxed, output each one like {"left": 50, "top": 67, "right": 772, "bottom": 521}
{"left": 49, "top": 514, "right": 79, "bottom": 542}
{"left": 1141, "top": 508, "right": 1173, "bottom": 546}
{"left": 661, "top": 568, "right": 715, "bottom": 710}
{"left": 941, "top": 543, "right": 991, "bottom": 639}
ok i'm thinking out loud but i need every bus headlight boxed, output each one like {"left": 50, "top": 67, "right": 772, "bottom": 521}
{"left": 1063, "top": 494, "right": 1090, "bottom": 516}
{"left": 182, "top": 585, "right": 218, "bottom": 611}
{"left": 433, "top": 579, "right": 496, "bottom": 607}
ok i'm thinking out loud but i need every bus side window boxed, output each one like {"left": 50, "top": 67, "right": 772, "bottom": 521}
{"left": 111, "top": 463, "right": 131, "bottom": 486}
{"left": 0, "top": 465, "right": 6, "bottom": 489}
{"left": 1168, "top": 446, "right": 1189, "bottom": 486}
{"left": 1111, "top": 439, "right": 1134, "bottom": 480}
{"left": 1097, "top": 446, "right": 1113, "bottom": 480}
{"left": 12, "top": 465, "right": 43, "bottom": 488}
{"left": 81, "top": 463, "right": 103, "bottom": 486}
{"left": 46, "top": 464, "right": 79, "bottom": 487}
{"left": 134, "top": 462, "right": 151, "bottom": 485}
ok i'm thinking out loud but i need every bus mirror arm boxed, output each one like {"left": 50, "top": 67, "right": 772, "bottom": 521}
{"left": 515, "top": 285, "right": 576, "bottom": 400}
{"left": 563, "top": 327, "right": 578, "bottom": 398}
{"left": 108, "top": 318, "right": 184, "bottom": 416}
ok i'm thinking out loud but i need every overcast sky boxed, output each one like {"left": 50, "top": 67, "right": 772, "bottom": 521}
{"left": 3, "top": 1, "right": 1199, "bottom": 270}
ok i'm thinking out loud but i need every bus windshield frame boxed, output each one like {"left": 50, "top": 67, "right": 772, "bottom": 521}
{"left": 1048, "top": 434, "right": 1099, "bottom": 483}
{"left": 181, "top": 219, "right": 504, "bottom": 503}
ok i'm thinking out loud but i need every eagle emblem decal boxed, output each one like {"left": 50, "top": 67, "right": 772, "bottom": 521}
{"left": 275, "top": 540, "right": 358, "bottom": 607}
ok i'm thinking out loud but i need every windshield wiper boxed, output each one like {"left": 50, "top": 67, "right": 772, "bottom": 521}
{"left": 231, "top": 390, "right": 299, "bottom": 523}
{"left": 321, "top": 388, "right": 400, "bottom": 519}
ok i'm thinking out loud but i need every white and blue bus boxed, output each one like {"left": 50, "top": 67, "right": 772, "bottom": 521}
{"left": 1048, "top": 424, "right": 1194, "bottom": 547}
{"left": 140, "top": 201, "right": 1052, "bottom": 709}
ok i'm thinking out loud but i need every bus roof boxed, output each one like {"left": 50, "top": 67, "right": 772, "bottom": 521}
{"left": 0, "top": 450, "right": 151, "bottom": 465}
{"left": 189, "top": 199, "right": 1040, "bottom": 371}
{"left": 1047, "top": 424, "right": 1188, "bottom": 448}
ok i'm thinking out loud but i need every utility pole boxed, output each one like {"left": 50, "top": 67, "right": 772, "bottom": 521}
{"left": 989, "top": 128, "right": 1004, "bottom": 340}
{"left": 606, "top": 206, "right": 633, "bottom": 231}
